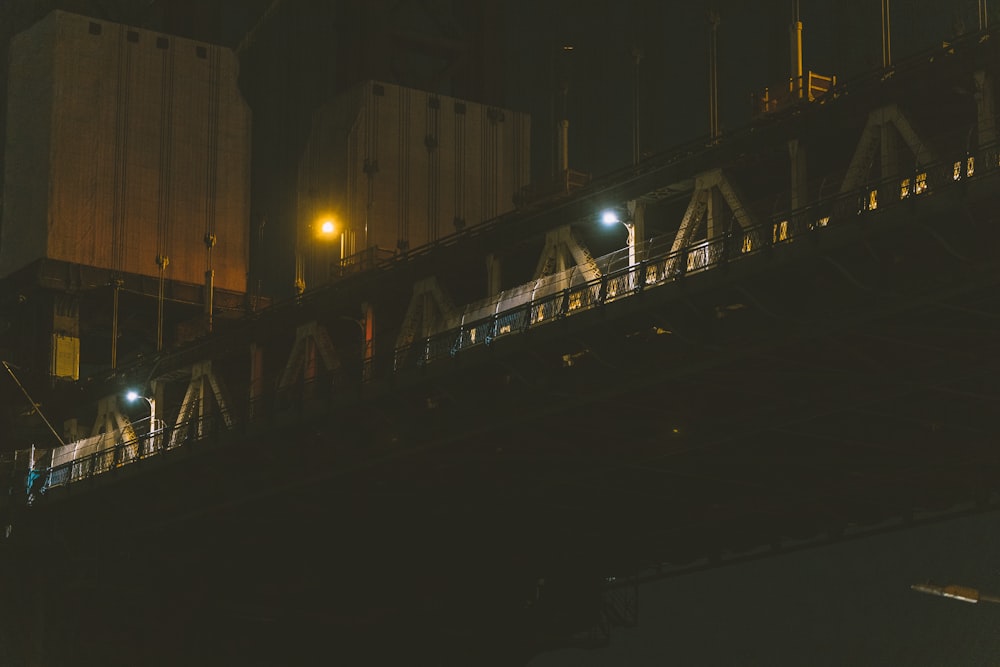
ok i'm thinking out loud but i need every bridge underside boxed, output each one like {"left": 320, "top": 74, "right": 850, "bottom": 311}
{"left": 9, "top": 170, "right": 1000, "bottom": 665}
{"left": 7, "top": 28, "right": 1000, "bottom": 666}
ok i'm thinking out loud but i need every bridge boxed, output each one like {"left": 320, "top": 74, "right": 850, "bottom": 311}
{"left": 5, "top": 27, "right": 1000, "bottom": 667}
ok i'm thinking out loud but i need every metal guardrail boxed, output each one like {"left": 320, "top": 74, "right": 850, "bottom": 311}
{"left": 35, "top": 413, "right": 229, "bottom": 500}
{"left": 394, "top": 143, "right": 1000, "bottom": 371}
{"left": 29, "top": 142, "right": 1000, "bottom": 499}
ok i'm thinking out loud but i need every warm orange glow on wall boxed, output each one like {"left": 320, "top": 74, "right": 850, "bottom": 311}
{"left": 313, "top": 215, "right": 339, "bottom": 240}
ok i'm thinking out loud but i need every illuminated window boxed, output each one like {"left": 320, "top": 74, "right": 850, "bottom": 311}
{"left": 469, "top": 329, "right": 476, "bottom": 344}
{"left": 498, "top": 324, "right": 512, "bottom": 335}
{"left": 953, "top": 161, "right": 962, "bottom": 181}
{"left": 967, "top": 156, "right": 975, "bottom": 178}
{"left": 742, "top": 235, "right": 754, "bottom": 253}
{"left": 773, "top": 220, "right": 789, "bottom": 243}
{"left": 568, "top": 291, "right": 582, "bottom": 311}
{"left": 868, "top": 189, "right": 878, "bottom": 210}
{"left": 900, "top": 178, "right": 910, "bottom": 199}
{"left": 915, "top": 172, "right": 928, "bottom": 195}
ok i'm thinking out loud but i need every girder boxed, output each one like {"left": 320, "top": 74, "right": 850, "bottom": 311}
{"left": 8, "top": 24, "right": 1000, "bottom": 667}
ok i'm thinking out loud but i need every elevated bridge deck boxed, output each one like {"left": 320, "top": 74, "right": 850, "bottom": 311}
{"left": 6, "top": 26, "right": 1000, "bottom": 666}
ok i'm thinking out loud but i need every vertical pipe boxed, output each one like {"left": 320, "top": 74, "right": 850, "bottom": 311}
{"left": 553, "top": 44, "right": 573, "bottom": 176}
{"left": 790, "top": 1, "right": 803, "bottom": 99}
{"left": 882, "top": 0, "right": 892, "bottom": 68}
{"left": 632, "top": 48, "right": 642, "bottom": 165}
{"left": 111, "top": 279, "right": 120, "bottom": 369}
{"left": 204, "top": 233, "right": 216, "bottom": 331}
{"left": 708, "top": 10, "right": 720, "bottom": 141}
{"left": 156, "top": 255, "right": 168, "bottom": 351}
{"left": 557, "top": 120, "right": 569, "bottom": 172}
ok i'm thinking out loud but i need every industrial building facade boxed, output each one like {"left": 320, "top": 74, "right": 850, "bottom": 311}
{"left": 0, "top": 10, "right": 251, "bottom": 378}
{"left": 296, "top": 80, "right": 530, "bottom": 289}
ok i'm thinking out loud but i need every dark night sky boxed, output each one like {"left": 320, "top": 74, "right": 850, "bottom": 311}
{"left": 504, "top": 0, "right": 984, "bottom": 178}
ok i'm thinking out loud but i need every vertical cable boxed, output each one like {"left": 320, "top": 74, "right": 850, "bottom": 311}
{"left": 110, "top": 26, "right": 133, "bottom": 368}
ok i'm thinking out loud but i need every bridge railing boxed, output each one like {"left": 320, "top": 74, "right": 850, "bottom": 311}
{"left": 31, "top": 137, "right": 1000, "bottom": 498}
{"left": 36, "top": 413, "right": 229, "bottom": 499}
{"left": 395, "top": 140, "right": 1000, "bottom": 371}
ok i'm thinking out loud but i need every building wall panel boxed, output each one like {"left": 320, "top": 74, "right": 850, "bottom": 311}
{"left": 298, "top": 80, "right": 530, "bottom": 289}
{"left": 1, "top": 11, "right": 250, "bottom": 293}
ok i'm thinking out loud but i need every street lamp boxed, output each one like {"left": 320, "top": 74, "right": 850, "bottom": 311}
{"left": 296, "top": 215, "right": 341, "bottom": 294}
{"left": 601, "top": 208, "right": 636, "bottom": 268}
{"left": 126, "top": 390, "right": 156, "bottom": 431}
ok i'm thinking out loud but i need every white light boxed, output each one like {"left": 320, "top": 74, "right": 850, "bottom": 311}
{"left": 601, "top": 210, "right": 620, "bottom": 225}
{"left": 126, "top": 390, "right": 139, "bottom": 402}
{"left": 321, "top": 220, "right": 335, "bottom": 235}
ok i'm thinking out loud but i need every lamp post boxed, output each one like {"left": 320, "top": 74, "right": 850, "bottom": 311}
{"left": 601, "top": 209, "right": 636, "bottom": 268}
{"left": 296, "top": 215, "right": 340, "bottom": 294}
{"left": 126, "top": 390, "right": 156, "bottom": 432}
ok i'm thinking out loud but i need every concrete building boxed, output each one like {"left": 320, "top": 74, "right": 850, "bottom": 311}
{"left": 296, "top": 80, "right": 530, "bottom": 291}
{"left": 0, "top": 10, "right": 251, "bottom": 378}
